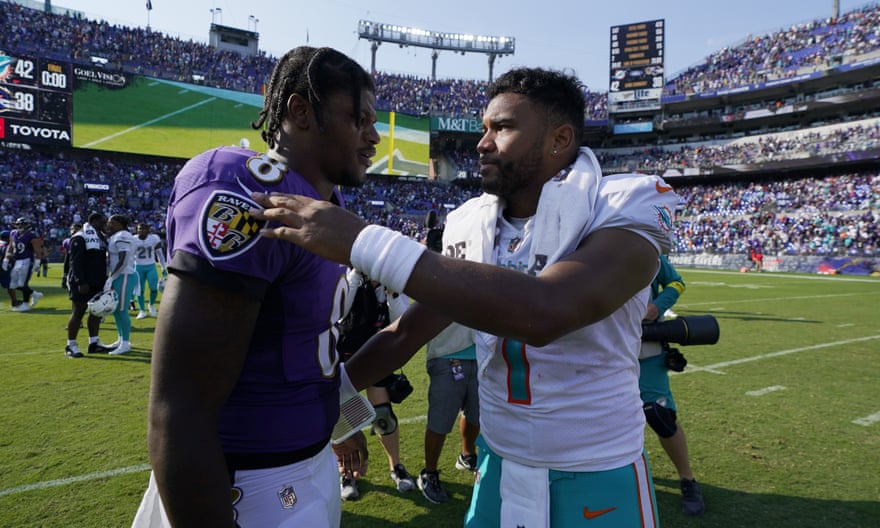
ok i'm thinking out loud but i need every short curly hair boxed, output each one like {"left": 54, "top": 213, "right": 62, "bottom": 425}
{"left": 108, "top": 214, "right": 131, "bottom": 229}
{"left": 488, "top": 67, "right": 585, "bottom": 142}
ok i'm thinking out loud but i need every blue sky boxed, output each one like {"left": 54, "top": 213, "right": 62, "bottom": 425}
{"left": 58, "top": 0, "right": 869, "bottom": 90}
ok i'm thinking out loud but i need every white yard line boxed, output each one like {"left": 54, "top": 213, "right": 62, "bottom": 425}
{"left": 746, "top": 385, "right": 786, "bottom": 396}
{"left": 674, "top": 334, "right": 880, "bottom": 375}
{"left": 853, "top": 411, "right": 880, "bottom": 426}
{"left": 0, "top": 464, "right": 150, "bottom": 497}
{"left": 681, "top": 291, "right": 871, "bottom": 308}
{"left": 80, "top": 97, "right": 217, "bottom": 148}
{"left": 0, "top": 418, "right": 432, "bottom": 498}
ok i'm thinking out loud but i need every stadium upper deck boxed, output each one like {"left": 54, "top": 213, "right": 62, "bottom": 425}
{"left": 2, "top": 1, "right": 879, "bottom": 124}
{"left": 2, "top": 2, "right": 880, "bottom": 185}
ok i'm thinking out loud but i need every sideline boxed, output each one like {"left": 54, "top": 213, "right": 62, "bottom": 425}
{"left": 681, "top": 268, "right": 880, "bottom": 284}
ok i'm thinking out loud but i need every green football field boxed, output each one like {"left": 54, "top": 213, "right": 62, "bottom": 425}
{"left": 72, "top": 78, "right": 431, "bottom": 174}
{"left": 0, "top": 267, "right": 878, "bottom": 527}
{"left": 72, "top": 78, "right": 266, "bottom": 159}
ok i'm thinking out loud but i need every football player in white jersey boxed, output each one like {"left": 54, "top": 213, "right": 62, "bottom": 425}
{"left": 132, "top": 223, "right": 166, "bottom": 319}
{"left": 254, "top": 67, "right": 679, "bottom": 527}
{"left": 104, "top": 215, "right": 139, "bottom": 355}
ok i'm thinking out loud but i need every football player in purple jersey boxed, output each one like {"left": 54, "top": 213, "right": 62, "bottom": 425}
{"left": 133, "top": 46, "right": 379, "bottom": 528}
{"left": 3, "top": 217, "right": 45, "bottom": 311}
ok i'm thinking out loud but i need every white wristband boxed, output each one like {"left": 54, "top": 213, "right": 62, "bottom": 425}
{"left": 350, "top": 225, "right": 427, "bottom": 294}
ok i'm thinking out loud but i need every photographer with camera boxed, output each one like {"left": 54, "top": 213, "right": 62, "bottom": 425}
{"left": 639, "top": 255, "right": 706, "bottom": 516}
{"left": 336, "top": 272, "right": 417, "bottom": 500}
{"left": 415, "top": 215, "right": 481, "bottom": 505}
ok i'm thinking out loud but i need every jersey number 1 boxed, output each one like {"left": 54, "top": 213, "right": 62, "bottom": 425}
{"left": 502, "top": 338, "right": 531, "bottom": 404}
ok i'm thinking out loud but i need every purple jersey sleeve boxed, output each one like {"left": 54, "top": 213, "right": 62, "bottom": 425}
{"left": 11, "top": 230, "right": 38, "bottom": 260}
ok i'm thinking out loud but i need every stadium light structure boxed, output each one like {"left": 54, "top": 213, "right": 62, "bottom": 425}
{"left": 358, "top": 20, "right": 515, "bottom": 82}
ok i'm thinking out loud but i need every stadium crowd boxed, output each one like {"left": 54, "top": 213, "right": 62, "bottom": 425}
{"left": 434, "top": 119, "right": 880, "bottom": 178}
{"left": 595, "top": 120, "right": 880, "bottom": 174}
{"left": 673, "top": 174, "right": 879, "bottom": 256}
{"left": 665, "top": 4, "right": 880, "bottom": 96}
{"left": 1, "top": 148, "right": 877, "bottom": 262}
{"left": 0, "top": 150, "right": 177, "bottom": 252}
{"left": 4, "top": 2, "right": 880, "bottom": 121}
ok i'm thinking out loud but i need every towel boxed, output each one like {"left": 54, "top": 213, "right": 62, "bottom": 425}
{"left": 445, "top": 147, "right": 606, "bottom": 271}
{"left": 527, "top": 147, "right": 603, "bottom": 274}
{"left": 500, "top": 458, "right": 550, "bottom": 528}
{"left": 444, "top": 146, "right": 677, "bottom": 370}
{"left": 445, "top": 146, "right": 676, "bottom": 269}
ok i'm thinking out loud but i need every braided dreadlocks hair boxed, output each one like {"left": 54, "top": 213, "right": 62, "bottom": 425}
{"left": 252, "top": 47, "right": 375, "bottom": 150}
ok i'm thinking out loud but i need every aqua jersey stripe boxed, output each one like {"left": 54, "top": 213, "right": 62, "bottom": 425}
{"left": 502, "top": 338, "right": 530, "bottom": 404}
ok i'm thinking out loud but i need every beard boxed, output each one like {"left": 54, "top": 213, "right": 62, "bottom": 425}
{"left": 480, "top": 144, "right": 545, "bottom": 199}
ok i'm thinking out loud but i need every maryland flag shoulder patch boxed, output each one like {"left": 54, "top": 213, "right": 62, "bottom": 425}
{"left": 198, "top": 190, "right": 265, "bottom": 260}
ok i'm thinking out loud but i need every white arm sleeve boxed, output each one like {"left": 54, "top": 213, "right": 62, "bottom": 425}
{"left": 331, "top": 363, "right": 376, "bottom": 444}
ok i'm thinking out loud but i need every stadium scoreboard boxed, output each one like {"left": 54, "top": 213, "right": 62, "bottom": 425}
{"left": 609, "top": 19, "right": 664, "bottom": 112}
{"left": 0, "top": 52, "right": 72, "bottom": 147}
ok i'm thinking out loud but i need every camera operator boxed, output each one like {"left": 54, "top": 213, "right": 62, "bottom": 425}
{"left": 336, "top": 272, "right": 417, "bottom": 500}
{"left": 639, "top": 255, "right": 706, "bottom": 516}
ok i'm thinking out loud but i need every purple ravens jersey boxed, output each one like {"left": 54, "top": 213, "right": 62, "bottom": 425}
{"left": 9, "top": 229, "right": 38, "bottom": 260}
{"left": 166, "top": 146, "right": 349, "bottom": 454}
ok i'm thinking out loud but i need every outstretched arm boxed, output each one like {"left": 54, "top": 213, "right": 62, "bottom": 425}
{"left": 345, "top": 301, "right": 452, "bottom": 390}
{"left": 251, "top": 192, "right": 660, "bottom": 347}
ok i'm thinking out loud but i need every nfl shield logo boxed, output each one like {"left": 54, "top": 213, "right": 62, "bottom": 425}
{"left": 278, "top": 484, "right": 297, "bottom": 509}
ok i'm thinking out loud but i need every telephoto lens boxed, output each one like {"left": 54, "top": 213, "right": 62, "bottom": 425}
{"left": 641, "top": 315, "right": 720, "bottom": 346}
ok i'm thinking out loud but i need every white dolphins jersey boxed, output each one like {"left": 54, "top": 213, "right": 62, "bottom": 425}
{"left": 108, "top": 229, "right": 138, "bottom": 275}
{"left": 133, "top": 233, "right": 163, "bottom": 266}
{"left": 476, "top": 214, "right": 650, "bottom": 472}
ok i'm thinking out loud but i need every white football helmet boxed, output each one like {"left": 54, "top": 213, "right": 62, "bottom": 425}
{"left": 87, "top": 289, "right": 119, "bottom": 317}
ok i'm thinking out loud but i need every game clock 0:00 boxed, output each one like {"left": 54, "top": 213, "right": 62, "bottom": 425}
{"left": 0, "top": 52, "right": 73, "bottom": 147}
